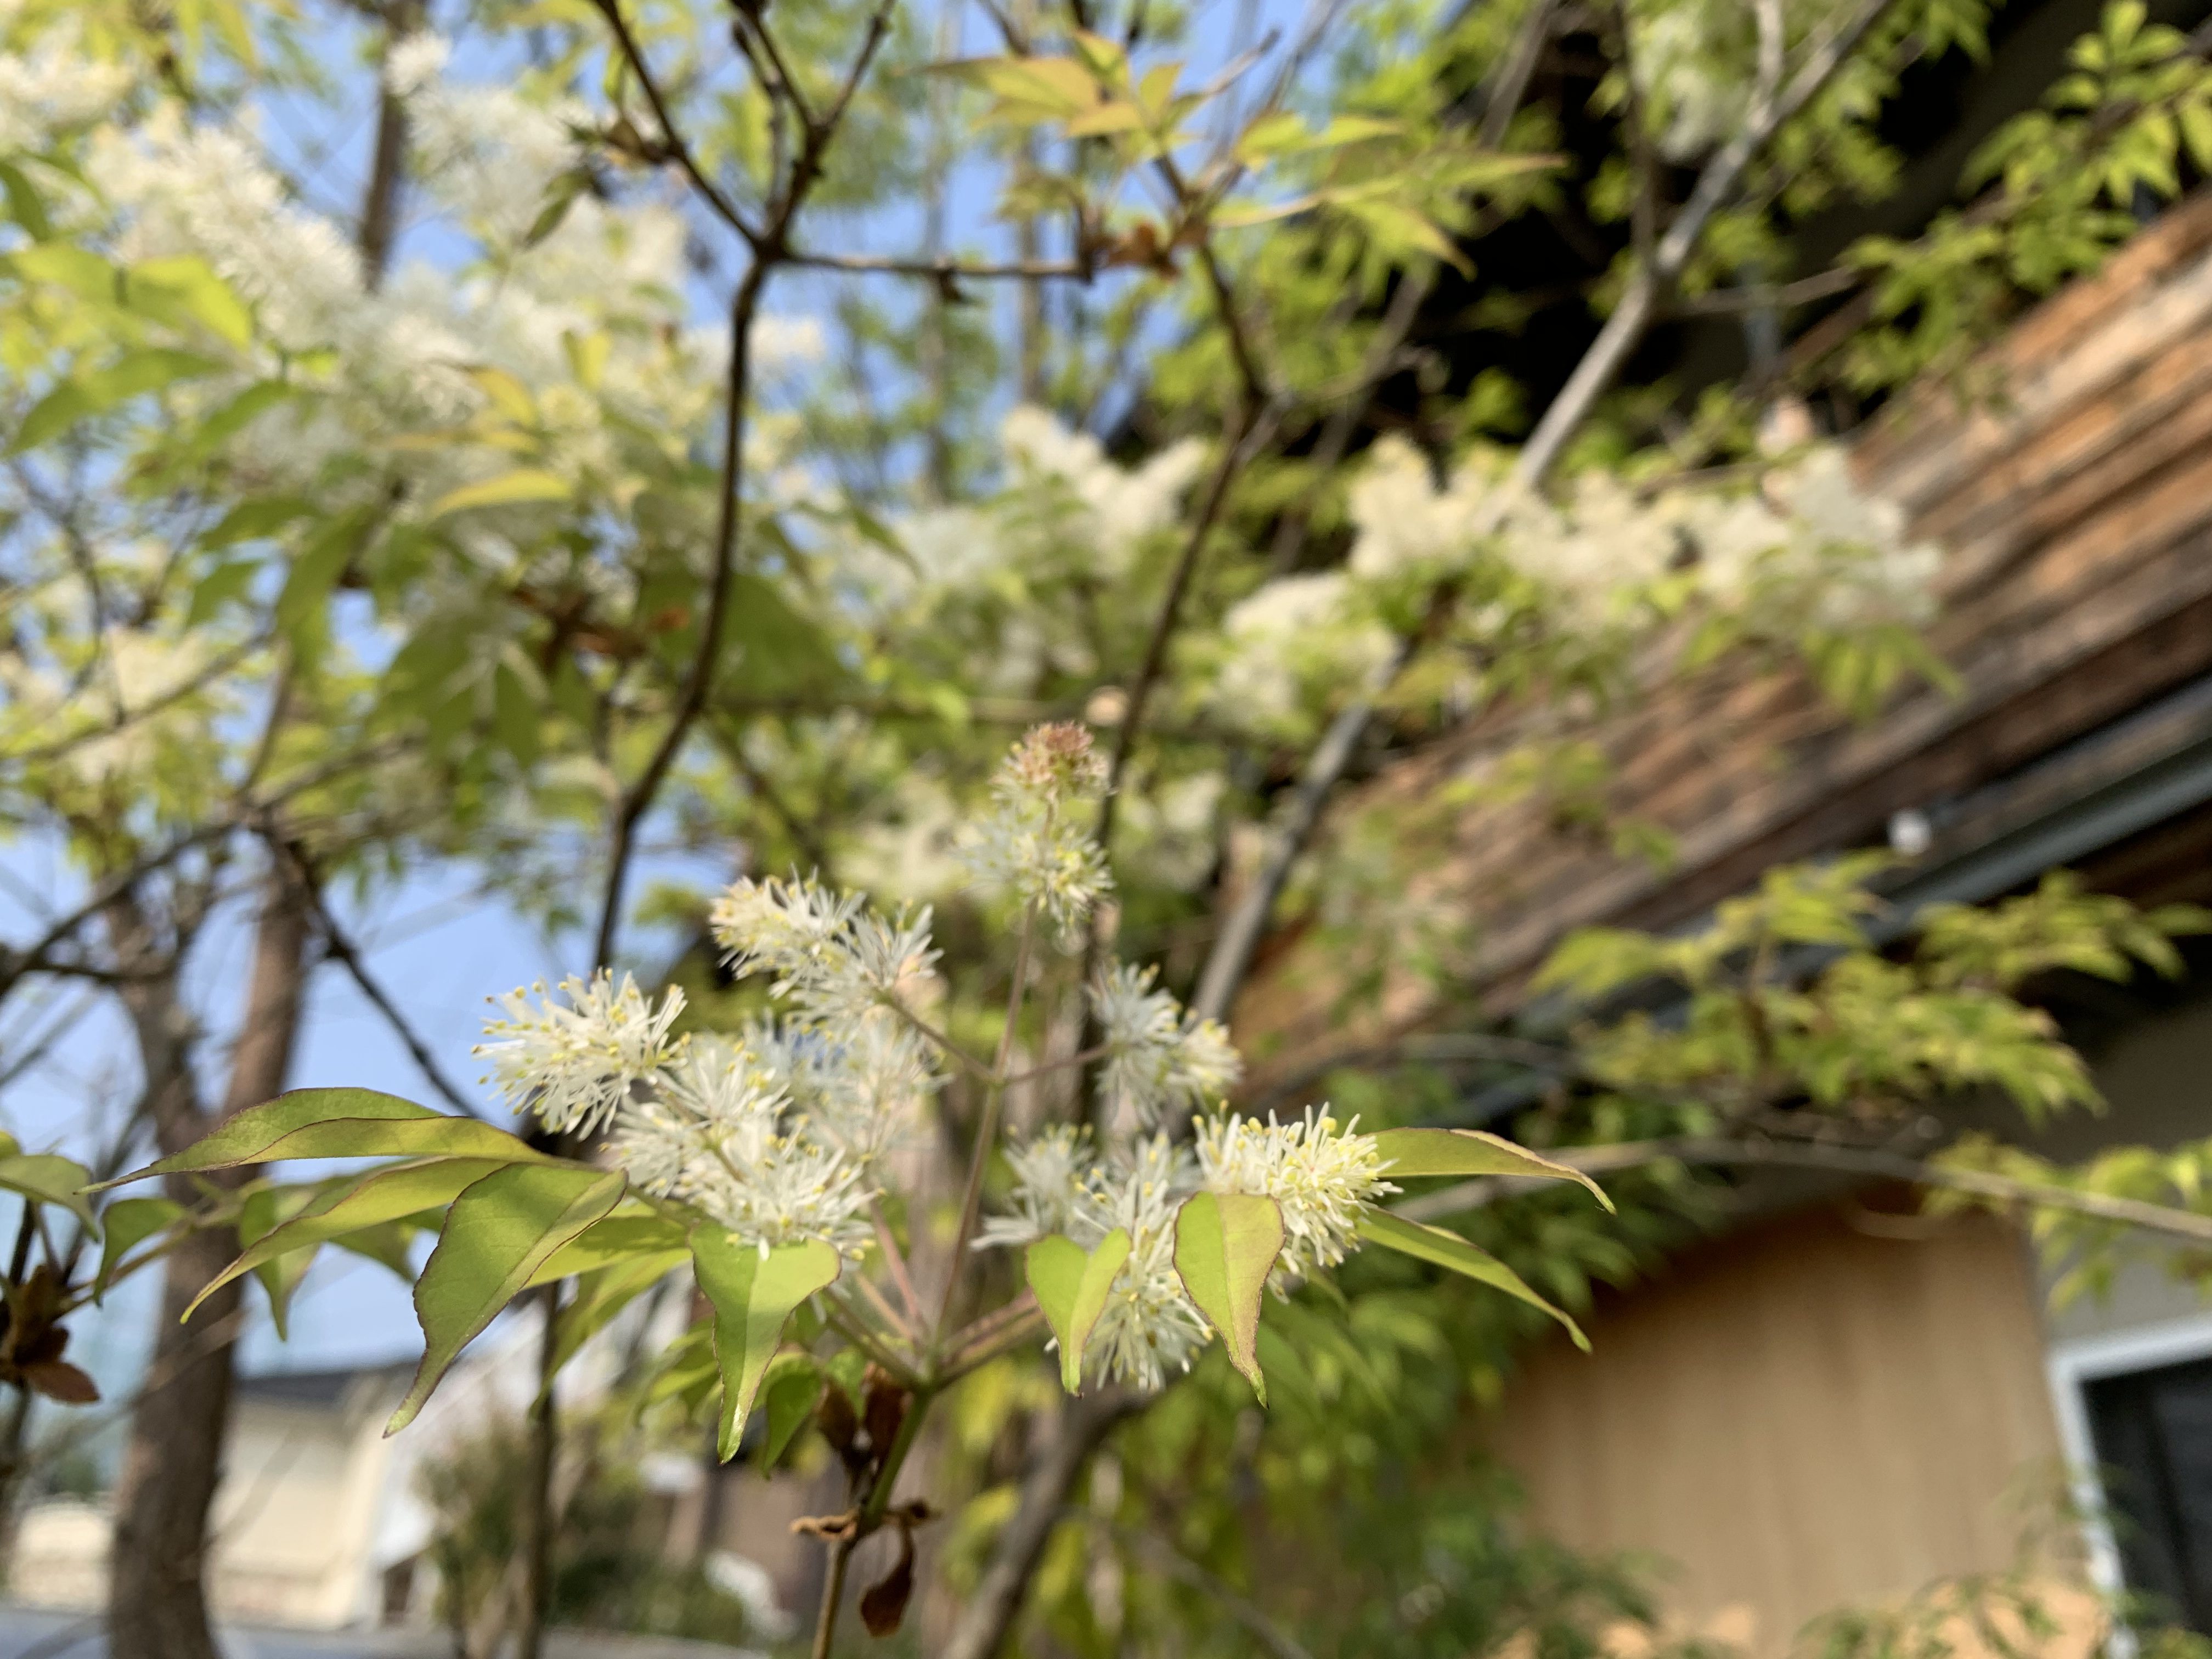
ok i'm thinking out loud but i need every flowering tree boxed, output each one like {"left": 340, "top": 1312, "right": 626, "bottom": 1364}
{"left": 14, "top": 0, "right": 2212, "bottom": 1653}
{"left": 104, "top": 721, "right": 1609, "bottom": 1653}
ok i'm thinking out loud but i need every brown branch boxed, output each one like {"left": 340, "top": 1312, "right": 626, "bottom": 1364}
{"left": 1669, "top": 266, "right": 1860, "bottom": 317}
{"left": 588, "top": 0, "right": 760, "bottom": 242}
{"left": 273, "top": 837, "right": 483, "bottom": 1119}
{"left": 1392, "top": 1135, "right": 2212, "bottom": 1245}
{"left": 784, "top": 248, "right": 1091, "bottom": 281}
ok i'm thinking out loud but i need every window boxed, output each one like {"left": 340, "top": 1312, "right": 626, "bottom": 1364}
{"left": 2084, "top": 1353, "right": 2212, "bottom": 1633}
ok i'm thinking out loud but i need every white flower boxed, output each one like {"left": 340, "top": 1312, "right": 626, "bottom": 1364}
{"left": 1090, "top": 963, "right": 1241, "bottom": 1126}
{"left": 769, "top": 1013, "right": 937, "bottom": 1167}
{"left": 1194, "top": 1108, "right": 1395, "bottom": 1284}
{"left": 1688, "top": 445, "right": 1940, "bottom": 633}
{"left": 710, "top": 873, "right": 862, "bottom": 985}
{"left": 977, "top": 1125, "right": 1094, "bottom": 1250}
{"left": 383, "top": 31, "right": 451, "bottom": 98}
{"left": 1494, "top": 470, "right": 1681, "bottom": 631}
{"left": 610, "top": 1036, "right": 873, "bottom": 1257}
{"left": 978, "top": 1128, "right": 1212, "bottom": 1392}
{"left": 956, "top": 725, "right": 1113, "bottom": 934}
{"left": 475, "top": 971, "right": 686, "bottom": 1135}
{"left": 1213, "top": 573, "right": 1393, "bottom": 733}
{"left": 1346, "top": 436, "right": 1499, "bottom": 582}
{"left": 710, "top": 873, "right": 944, "bottom": 1028}
{"left": 1001, "top": 405, "right": 1207, "bottom": 574}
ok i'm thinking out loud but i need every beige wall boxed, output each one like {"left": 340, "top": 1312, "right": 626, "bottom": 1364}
{"left": 1489, "top": 1209, "right": 2066, "bottom": 1654}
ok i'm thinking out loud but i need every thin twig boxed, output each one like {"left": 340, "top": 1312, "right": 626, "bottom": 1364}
{"left": 589, "top": 0, "right": 759, "bottom": 241}
{"left": 786, "top": 248, "right": 1090, "bottom": 280}
{"left": 1392, "top": 1135, "right": 2212, "bottom": 1245}
{"left": 274, "top": 837, "right": 482, "bottom": 1118}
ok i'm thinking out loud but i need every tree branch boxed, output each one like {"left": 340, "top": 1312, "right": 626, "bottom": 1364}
{"left": 784, "top": 248, "right": 1090, "bottom": 281}
{"left": 589, "top": 0, "right": 760, "bottom": 243}
{"left": 1392, "top": 1134, "right": 2212, "bottom": 1246}
{"left": 274, "top": 838, "right": 483, "bottom": 1118}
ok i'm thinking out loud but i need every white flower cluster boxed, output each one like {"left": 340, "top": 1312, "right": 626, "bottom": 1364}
{"left": 1690, "top": 447, "right": 1942, "bottom": 631}
{"left": 1194, "top": 1108, "right": 1395, "bottom": 1283}
{"left": 1214, "top": 573, "right": 1394, "bottom": 734}
{"left": 1001, "top": 405, "right": 1209, "bottom": 577}
{"left": 0, "top": 10, "right": 134, "bottom": 152}
{"left": 979, "top": 1129, "right": 1209, "bottom": 1391}
{"left": 1090, "top": 963, "right": 1240, "bottom": 1127}
{"left": 476, "top": 886, "right": 943, "bottom": 1255}
{"left": 476, "top": 970, "right": 688, "bottom": 1136}
{"left": 1210, "top": 436, "right": 1939, "bottom": 733}
{"left": 981, "top": 1108, "right": 1391, "bottom": 1390}
{"left": 955, "top": 723, "right": 1114, "bottom": 935}
{"left": 610, "top": 1036, "right": 876, "bottom": 1256}
{"left": 709, "top": 874, "right": 939, "bottom": 1026}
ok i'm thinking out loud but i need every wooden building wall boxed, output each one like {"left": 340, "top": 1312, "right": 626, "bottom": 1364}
{"left": 1240, "top": 190, "right": 2212, "bottom": 1084}
{"left": 1489, "top": 1211, "right": 2067, "bottom": 1653}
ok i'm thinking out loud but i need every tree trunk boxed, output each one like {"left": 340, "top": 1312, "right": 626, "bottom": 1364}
{"left": 359, "top": 0, "right": 425, "bottom": 287}
{"left": 108, "top": 865, "right": 311, "bottom": 1659}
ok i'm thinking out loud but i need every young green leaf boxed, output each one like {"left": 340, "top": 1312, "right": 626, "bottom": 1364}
{"left": 1367, "top": 1128, "right": 1614, "bottom": 1212}
{"left": 185, "top": 1159, "right": 507, "bottom": 1322}
{"left": 101, "top": 1089, "right": 554, "bottom": 1187}
{"left": 1356, "top": 1207, "right": 1589, "bottom": 1352}
{"left": 1025, "top": 1228, "right": 1132, "bottom": 1393}
{"left": 690, "top": 1228, "right": 842, "bottom": 1462}
{"left": 94, "top": 1197, "right": 184, "bottom": 1301}
{"left": 529, "top": 1208, "right": 691, "bottom": 1285}
{"left": 546, "top": 1249, "right": 684, "bottom": 1383}
{"left": 0, "top": 1153, "right": 99, "bottom": 1235}
{"left": 758, "top": 1351, "right": 825, "bottom": 1474}
{"left": 1173, "top": 1192, "right": 1283, "bottom": 1404}
{"left": 427, "top": 469, "right": 569, "bottom": 519}
{"left": 387, "top": 1164, "right": 627, "bottom": 1434}
{"left": 236, "top": 1186, "right": 321, "bottom": 1341}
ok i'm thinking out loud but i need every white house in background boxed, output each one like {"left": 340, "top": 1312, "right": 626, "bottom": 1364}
{"left": 13, "top": 1314, "right": 544, "bottom": 1629}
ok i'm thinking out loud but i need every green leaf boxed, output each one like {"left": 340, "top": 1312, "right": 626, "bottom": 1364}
{"left": 690, "top": 1228, "right": 842, "bottom": 1462}
{"left": 0, "top": 160, "right": 52, "bottom": 239}
{"left": 1367, "top": 1128, "right": 1614, "bottom": 1212}
{"left": 758, "top": 1352, "right": 823, "bottom": 1474}
{"left": 427, "top": 469, "right": 569, "bottom": 519}
{"left": 0, "top": 1154, "right": 99, "bottom": 1235}
{"left": 530, "top": 1208, "right": 691, "bottom": 1285}
{"left": 331, "top": 1220, "right": 423, "bottom": 1280}
{"left": 104, "top": 1090, "right": 554, "bottom": 1187}
{"left": 236, "top": 1185, "right": 321, "bottom": 1341}
{"left": 94, "top": 1197, "right": 184, "bottom": 1300}
{"left": 1356, "top": 1207, "right": 1588, "bottom": 1352}
{"left": 127, "top": 256, "right": 254, "bottom": 349}
{"left": 10, "top": 348, "right": 223, "bottom": 453}
{"left": 205, "top": 495, "right": 313, "bottom": 549}
{"left": 7, "top": 244, "right": 118, "bottom": 303}
{"left": 546, "top": 1250, "right": 681, "bottom": 1383}
{"left": 387, "top": 1164, "right": 627, "bottom": 1434}
{"left": 185, "top": 1159, "right": 507, "bottom": 1323}
{"left": 1173, "top": 1192, "right": 1283, "bottom": 1404}
{"left": 275, "top": 505, "right": 375, "bottom": 640}
{"left": 1025, "top": 1228, "right": 1131, "bottom": 1393}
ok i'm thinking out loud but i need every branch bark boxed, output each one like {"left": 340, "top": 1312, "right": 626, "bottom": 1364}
{"left": 108, "top": 860, "right": 313, "bottom": 1659}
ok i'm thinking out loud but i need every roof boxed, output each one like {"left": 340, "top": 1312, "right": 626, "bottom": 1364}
{"left": 1240, "top": 191, "right": 2212, "bottom": 1083}
{"left": 235, "top": 1360, "right": 414, "bottom": 1410}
